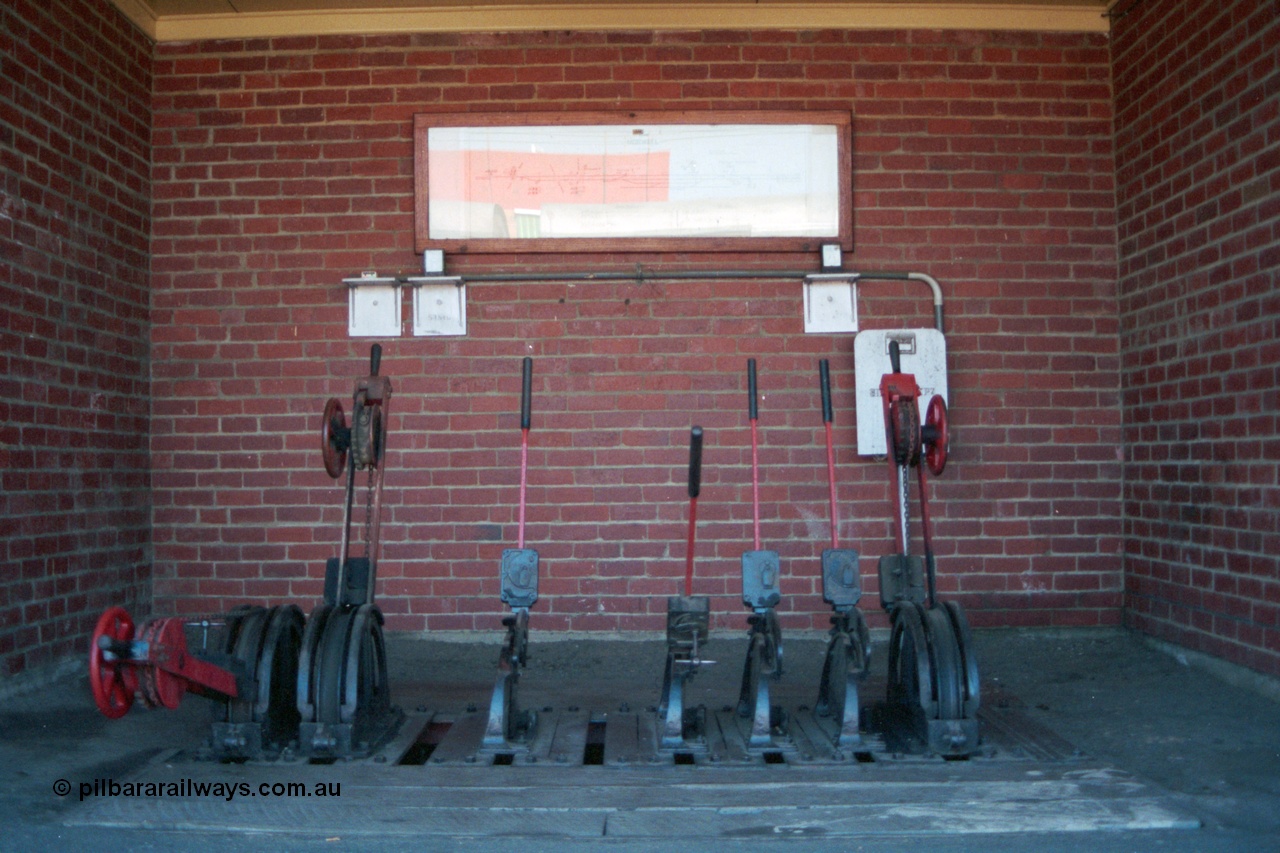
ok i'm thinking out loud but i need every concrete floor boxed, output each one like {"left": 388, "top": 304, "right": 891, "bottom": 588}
{"left": 2, "top": 626, "right": 1278, "bottom": 852}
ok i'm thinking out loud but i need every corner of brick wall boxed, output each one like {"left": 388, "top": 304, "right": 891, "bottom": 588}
{"left": 0, "top": 0, "right": 153, "bottom": 677}
{"left": 1113, "top": 0, "right": 1280, "bottom": 676}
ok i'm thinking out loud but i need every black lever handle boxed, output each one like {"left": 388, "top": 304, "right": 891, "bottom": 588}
{"left": 687, "top": 426, "right": 704, "bottom": 499}
{"left": 369, "top": 343, "right": 382, "bottom": 376}
{"left": 889, "top": 339, "right": 901, "bottom": 374}
{"left": 520, "top": 357, "right": 533, "bottom": 430}
{"left": 819, "top": 359, "right": 833, "bottom": 425}
{"left": 747, "top": 358, "right": 759, "bottom": 421}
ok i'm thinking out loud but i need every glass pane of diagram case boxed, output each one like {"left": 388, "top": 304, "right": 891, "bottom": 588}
{"left": 413, "top": 111, "right": 853, "bottom": 255}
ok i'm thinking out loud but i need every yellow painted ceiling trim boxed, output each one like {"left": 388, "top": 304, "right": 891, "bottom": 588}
{"left": 110, "top": 0, "right": 160, "bottom": 39}
{"left": 121, "top": 3, "right": 1109, "bottom": 42}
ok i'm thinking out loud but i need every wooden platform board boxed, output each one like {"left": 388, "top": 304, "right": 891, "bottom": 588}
{"left": 66, "top": 694, "right": 1199, "bottom": 838}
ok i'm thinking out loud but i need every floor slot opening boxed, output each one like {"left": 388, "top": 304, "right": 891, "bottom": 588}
{"left": 398, "top": 721, "right": 452, "bottom": 766}
{"left": 582, "top": 721, "right": 607, "bottom": 766}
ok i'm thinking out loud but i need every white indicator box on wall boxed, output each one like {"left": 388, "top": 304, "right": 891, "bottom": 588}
{"left": 803, "top": 274, "right": 859, "bottom": 334}
{"left": 853, "top": 328, "right": 948, "bottom": 457}
{"left": 345, "top": 272, "right": 401, "bottom": 337}
{"left": 409, "top": 276, "right": 466, "bottom": 336}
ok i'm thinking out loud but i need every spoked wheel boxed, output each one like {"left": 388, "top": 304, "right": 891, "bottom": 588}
{"left": 89, "top": 607, "right": 137, "bottom": 719}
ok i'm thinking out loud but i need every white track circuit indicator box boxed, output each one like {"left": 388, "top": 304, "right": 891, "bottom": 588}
{"left": 853, "top": 328, "right": 948, "bottom": 456}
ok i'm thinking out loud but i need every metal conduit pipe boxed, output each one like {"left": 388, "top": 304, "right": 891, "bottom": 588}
{"left": 850, "top": 270, "right": 945, "bottom": 333}
{"left": 414, "top": 269, "right": 809, "bottom": 283}
{"left": 403, "top": 267, "right": 945, "bottom": 332}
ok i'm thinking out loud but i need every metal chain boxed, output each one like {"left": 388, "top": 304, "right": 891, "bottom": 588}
{"left": 900, "top": 462, "right": 911, "bottom": 556}
{"left": 363, "top": 462, "right": 374, "bottom": 558}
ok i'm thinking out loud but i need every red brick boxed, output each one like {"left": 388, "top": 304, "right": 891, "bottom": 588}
{"left": 1, "top": 0, "right": 152, "bottom": 678}
{"left": 1114, "top": 0, "right": 1279, "bottom": 676}
{"left": 17, "top": 10, "right": 1221, "bottom": 673}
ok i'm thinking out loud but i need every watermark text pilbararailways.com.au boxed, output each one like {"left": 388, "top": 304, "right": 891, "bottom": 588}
{"left": 54, "top": 778, "right": 341, "bottom": 802}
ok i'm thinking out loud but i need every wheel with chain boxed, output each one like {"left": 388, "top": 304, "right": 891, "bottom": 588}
{"left": 889, "top": 399, "right": 922, "bottom": 467}
{"left": 351, "top": 401, "right": 383, "bottom": 469}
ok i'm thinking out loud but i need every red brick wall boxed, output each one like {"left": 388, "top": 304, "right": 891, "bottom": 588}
{"left": 1113, "top": 0, "right": 1280, "bottom": 675}
{"left": 0, "top": 0, "right": 152, "bottom": 676}
{"left": 149, "top": 29, "right": 1120, "bottom": 635}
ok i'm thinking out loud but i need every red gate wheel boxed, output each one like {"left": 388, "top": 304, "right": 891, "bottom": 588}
{"left": 321, "top": 397, "right": 348, "bottom": 478}
{"left": 924, "top": 395, "right": 949, "bottom": 476}
{"left": 89, "top": 607, "right": 137, "bottom": 719}
{"left": 138, "top": 618, "right": 188, "bottom": 711}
